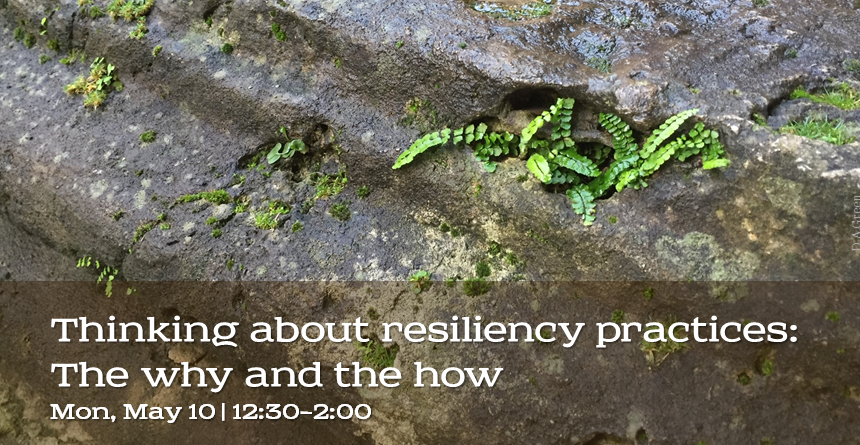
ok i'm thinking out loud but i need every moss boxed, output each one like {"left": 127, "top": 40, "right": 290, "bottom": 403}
{"left": 844, "top": 58, "right": 860, "bottom": 74}
{"left": 758, "top": 358, "right": 774, "bottom": 376}
{"left": 753, "top": 0, "right": 768, "bottom": 6}
{"left": 290, "top": 221, "right": 303, "bottom": 233}
{"left": 487, "top": 241, "right": 501, "bottom": 256}
{"left": 329, "top": 203, "right": 351, "bottom": 221}
{"left": 450, "top": 227, "right": 461, "bottom": 237}
{"left": 152, "top": 45, "right": 162, "bottom": 57}
{"left": 133, "top": 221, "right": 154, "bottom": 243}
{"left": 300, "top": 199, "right": 314, "bottom": 214}
{"left": 586, "top": 56, "right": 611, "bottom": 73}
{"left": 367, "top": 307, "right": 380, "bottom": 320}
{"left": 473, "top": 1, "right": 552, "bottom": 20}
{"left": 13, "top": 26, "right": 25, "bottom": 42}
{"left": 211, "top": 228, "right": 222, "bottom": 238}
{"left": 607, "top": 215, "right": 618, "bottom": 224}
{"left": 206, "top": 217, "right": 218, "bottom": 226}
{"left": 505, "top": 252, "right": 520, "bottom": 266}
{"left": 254, "top": 201, "right": 291, "bottom": 230}
{"left": 90, "top": 5, "right": 105, "bottom": 18}
{"left": 643, "top": 286, "right": 655, "bottom": 300}
{"left": 175, "top": 189, "right": 232, "bottom": 206}
{"left": 439, "top": 222, "right": 451, "bottom": 232}
{"left": 611, "top": 310, "right": 624, "bottom": 323}
{"left": 355, "top": 339, "right": 398, "bottom": 370}
{"left": 314, "top": 171, "right": 348, "bottom": 200}
{"left": 271, "top": 23, "right": 287, "bottom": 41}
{"left": 826, "top": 311, "right": 840, "bottom": 323}
{"left": 459, "top": 42, "right": 467, "bottom": 49}
{"left": 226, "top": 258, "right": 234, "bottom": 270}
{"left": 737, "top": 372, "right": 752, "bottom": 385}
{"left": 39, "top": 55, "right": 51, "bottom": 64}
{"left": 396, "top": 40, "right": 404, "bottom": 48}
{"left": 784, "top": 47, "right": 797, "bottom": 59}
{"left": 463, "top": 277, "right": 490, "bottom": 296}
{"left": 23, "top": 33, "right": 36, "bottom": 49}
{"left": 112, "top": 210, "right": 125, "bottom": 221}
{"left": 515, "top": 174, "right": 528, "bottom": 183}
{"left": 129, "top": 17, "right": 148, "bottom": 39}
{"left": 356, "top": 185, "right": 371, "bottom": 199}
{"left": 752, "top": 113, "right": 768, "bottom": 127}
{"left": 106, "top": 0, "right": 155, "bottom": 21}
{"left": 140, "top": 130, "right": 157, "bottom": 143}
{"left": 221, "top": 43, "right": 234, "bottom": 54}
{"left": 475, "top": 261, "right": 491, "bottom": 278}
{"left": 47, "top": 38, "right": 60, "bottom": 52}
{"left": 159, "top": 223, "right": 170, "bottom": 230}
{"left": 640, "top": 319, "right": 688, "bottom": 366}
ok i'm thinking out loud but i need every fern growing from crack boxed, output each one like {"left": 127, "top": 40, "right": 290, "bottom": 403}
{"left": 392, "top": 99, "right": 730, "bottom": 225}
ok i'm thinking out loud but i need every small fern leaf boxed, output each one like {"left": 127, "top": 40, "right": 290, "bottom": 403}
{"left": 527, "top": 153, "right": 552, "bottom": 183}
{"left": 598, "top": 113, "right": 637, "bottom": 158}
{"left": 566, "top": 185, "right": 596, "bottom": 226}
{"left": 588, "top": 153, "right": 640, "bottom": 196}
{"left": 703, "top": 158, "right": 730, "bottom": 170}
{"left": 640, "top": 109, "right": 698, "bottom": 158}
{"left": 392, "top": 130, "right": 449, "bottom": 169}
{"left": 552, "top": 147, "right": 601, "bottom": 177}
{"left": 640, "top": 137, "right": 683, "bottom": 177}
{"left": 520, "top": 114, "right": 547, "bottom": 152}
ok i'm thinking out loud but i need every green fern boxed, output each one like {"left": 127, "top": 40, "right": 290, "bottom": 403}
{"left": 566, "top": 185, "right": 596, "bottom": 225}
{"left": 393, "top": 100, "right": 729, "bottom": 225}
{"left": 640, "top": 108, "right": 698, "bottom": 158}
{"left": 77, "top": 256, "right": 118, "bottom": 297}
{"left": 527, "top": 153, "right": 552, "bottom": 183}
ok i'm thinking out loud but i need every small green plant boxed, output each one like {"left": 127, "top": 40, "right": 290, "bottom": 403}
{"left": 329, "top": 202, "right": 351, "bottom": 221}
{"left": 254, "top": 201, "right": 291, "bottom": 230}
{"left": 737, "top": 372, "right": 752, "bottom": 385}
{"left": 758, "top": 358, "right": 774, "bottom": 376}
{"left": 112, "top": 210, "right": 125, "bottom": 221}
{"left": 152, "top": 45, "right": 162, "bottom": 57}
{"left": 140, "top": 130, "right": 157, "bottom": 143}
{"left": 211, "top": 228, "right": 222, "bottom": 237}
{"left": 472, "top": 1, "right": 552, "bottom": 20}
{"left": 586, "top": 56, "right": 611, "bottom": 73}
{"left": 784, "top": 47, "right": 797, "bottom": 59}
{"left": 607, "top": 215, "right": 618, "bottom": 224}
{"left": 47, "top": 38, "right": 60, "bottom": 52}
{"left": 267, "top": 138, "right": 308, "bottom": 164}
{"left": 780, "top": 117, "right": 856, "bottom": 145}
{"left": 356, "top": 185, "right": 371, "bottom": 199}
{"left": 23, "top": 32, "right": 36, "bottom": 49}
{"left": 63, "top": 57, "right": 121, "bottom": 109}
{"left": 409, "top": 270, "right": 431, "bottom": 294}
{"left": 366, "top": 307, "right": 380, "bottom": 320}
{"left": 60, "top": 49, "right": 86, "bottom": 65}
{"left": 463, "top": 277, "right": 491, "bottom": 296}
{"left": 13, "top": 25, "right": 25, "bottom": 42}
{"left": 77, "top": 256, "right": 118, "bottom": 297}
{"left": 333, "top": 57, "right": 341, "bottom": 68}
{"left": 487, "top": 241, "right": 501, "bottom": 256}
{"left": 355, "top": 339, "right": 398, "bottom": 370}
{"left": 458, "top": 42, "right": 467, "bottom": 49}
{"left": 290, "top": 221, "right": 303, "bottom": 233}
{"left": 790, "top": 83, "right": 860, "bottom": 110}
{"left": 611, "top": 310, "right": 625, "bottom": 323}
{"left": 90, "top": 5, "right": 105, "bottom": 18}
{"left": 39, "top": 54, "right": 51, "bottom": 64}
{"left": 643, "top": 286, "right": 655, "bottom": 300}
{"left": 640, "top": 319, "right": 688, "bottom": 367}
{"left": 159, "top": 223, "right": 170, "bottom": 230}
{"left": 439, "top": 222, "right": 451, "bottom": 232}
{"left": 130, "top": 17, "right": 148, "bottom": 39}
{"left": 393, "top": 98, "right": 728, "bottom": 225}
{"left": 760, "top": 438, "right": 774, "bottom": 445}
{"left": 106, "top": 0, "right": 154, "bottom": 21}
{"left": 221, "top": 43, "right": 234, "bottom": 54}
{"left": 174, "top": 189, "right": 232, "bottom": 206}
{"left": 752, "top": 113, "right": 769, "bottom": 127}
{"left": 753, "top": 0, "right": 768, "bottom": 6}
{"left": 505, "top": 252, "right": 520, "bottom": 265}
{"left": 271, "top": 23, "right": 287, "bottom": 41}
{"left": 396, "top": 40, "right": 404, "bottom": 48}
{"left": 844, "top": 58, "right": 860, "bottom": 74}
{"left": 826, "top": 311, "right": 840, "bottom": 323}
{"left": 206, "top": 216, "right": 219, "bottom": 225}
{"left": 475, "top": 261, "right": 491, "bottom": 278}
{"left": 226, "top": 258, "right": 235, "bottom": 270}
{"left": 314, "top": 171, "right": 348, "bottom": 200}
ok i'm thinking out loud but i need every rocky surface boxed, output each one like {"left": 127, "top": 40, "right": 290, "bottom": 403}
{"left": 0, "top": 0, "right": 859, "bottom": 442}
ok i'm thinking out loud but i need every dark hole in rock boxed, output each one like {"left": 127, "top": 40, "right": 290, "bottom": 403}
{"left": 505, "top": 88, "right": 559, "bottom": 113}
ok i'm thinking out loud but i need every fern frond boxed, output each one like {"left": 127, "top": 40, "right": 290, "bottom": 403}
{"left": 599, "top": 113, "right": 637, "bottom": 158}
{"left": 588, "top": 153, "right": 640, "bottom": 196}
{"left": 640, "top": 109, "right": 698, "bottom": 158}
{"left": 392, "top": 130, "right": 450, "bottom": 169}
{"left": 549, "top": 146, "right": 600, "bottom": 177}
{"left": 566, "top": 184, "right": 596, "bottom": 226}
{"left": 640, "top": 136, "right": 684, "bottom": 177}
{"left": 527, "top": 153, "right": 552, "bottom": 183}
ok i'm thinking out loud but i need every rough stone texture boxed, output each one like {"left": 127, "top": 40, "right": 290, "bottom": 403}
{"left": 0, "top": 0, "right": 859, "bottom": 442}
